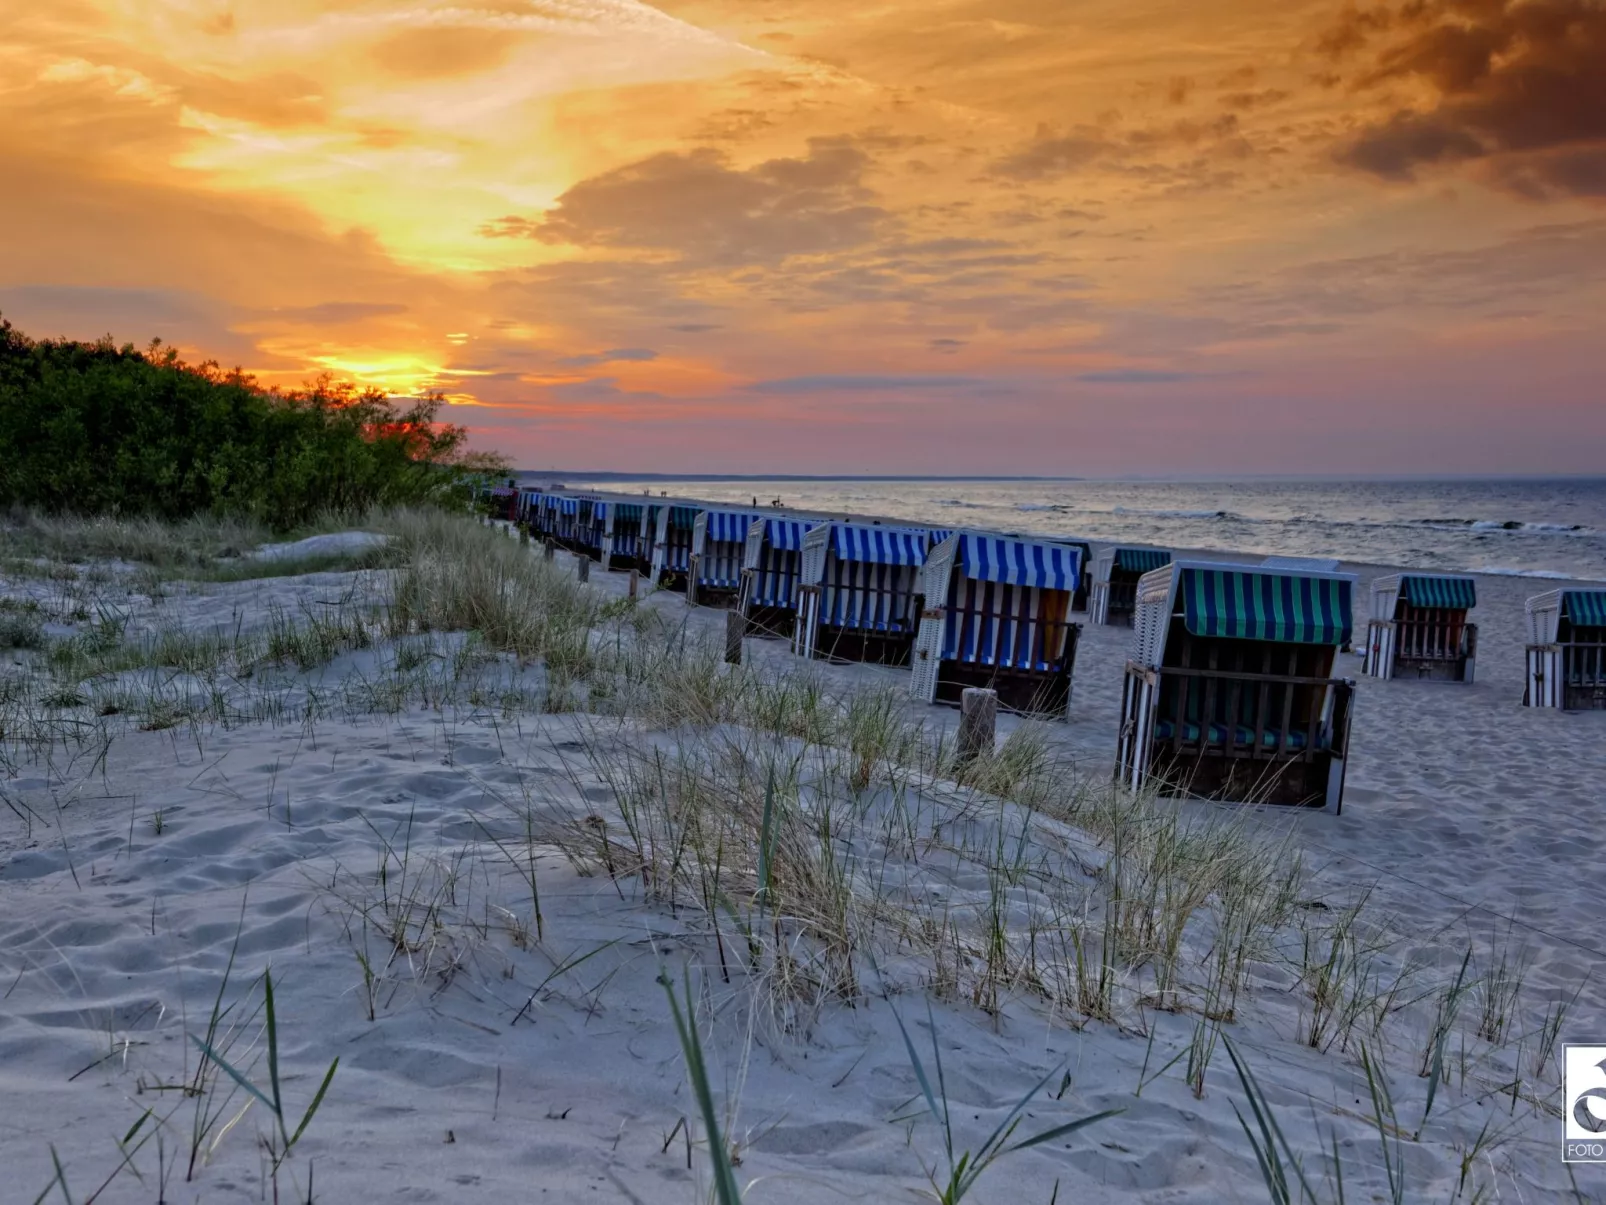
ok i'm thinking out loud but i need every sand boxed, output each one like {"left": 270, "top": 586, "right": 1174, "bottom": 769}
{"left": 1, "top": 530, "right": 1602, "bottom": 1203}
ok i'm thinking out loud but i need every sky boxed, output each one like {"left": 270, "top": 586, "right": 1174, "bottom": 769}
{"left": 3, "top": 0, "right": 1604, "bottom": 476}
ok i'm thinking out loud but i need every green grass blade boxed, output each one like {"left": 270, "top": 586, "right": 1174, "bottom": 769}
{"left": 1007, "top": 1108, "right": 1124, "bottom": 1154}
{"left": 888, "top": 1002, "right": 943, "bottom": 1146}
{"left": 289, "top": 1058, "right": 340, "bottom": 1149}
{"left": 659, "top": 970, "right": 743, "bottom": 1205}
{"left": 120, "top": 1109, "right": 153, "bottom": 1146}
{"left": 756, "top": 766, "right": 776, "bottom": 910}
{"left": 189, "top": 1033, "right": 275, "bottom": 1114}
{"left": 263, "top": 970, "right": 283, "bottom": 1126}
{"left": 49, "top": 1146, "right": 73, "bottom": 1205}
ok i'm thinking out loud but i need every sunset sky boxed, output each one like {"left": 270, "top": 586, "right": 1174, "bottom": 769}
{"left": 3, "top": 0, "right": 1603, "bottom": 475}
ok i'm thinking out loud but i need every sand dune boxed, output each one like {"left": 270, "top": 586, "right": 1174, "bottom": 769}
{"left": 1, "top": 530, "right": 1601, "bottom": 1203}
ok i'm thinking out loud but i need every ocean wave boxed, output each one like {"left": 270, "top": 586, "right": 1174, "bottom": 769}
{"left": 936, "top": 499, "right": 984, "bottom": 508}
{"left": 1415, "top": 518, "right": 1588, "bottom": 534}
{"left": 1110, "top": 507, "right": 1236, "bottom": 520}
{"left": 1014, "top": 503, "right": 1064, "bottom": 512}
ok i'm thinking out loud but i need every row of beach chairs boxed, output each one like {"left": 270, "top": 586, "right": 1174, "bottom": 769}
{"left": 498, "top": 486, "right": 1606, "bottom": 814}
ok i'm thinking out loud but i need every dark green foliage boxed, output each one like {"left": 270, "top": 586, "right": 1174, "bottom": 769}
{"left": 0, "top": 316, "right": 506, "bottom": 530}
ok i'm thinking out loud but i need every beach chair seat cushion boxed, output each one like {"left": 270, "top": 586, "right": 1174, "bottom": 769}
{"left": 1153, "top": 719, "right": 1315, "bottom": 752}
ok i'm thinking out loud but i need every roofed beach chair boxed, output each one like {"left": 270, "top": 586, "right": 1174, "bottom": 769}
{"left": 1090, "top": 547, "right": 1172, "bottom": 626}
{"left": 516, "top": 488, "right": 539, "bottom": 528}
{"left": 1115, "top": 560, "right": 1358, "bottom": 812}
{"left": 687, "top": 508, "right": 764, "bottom": 608}
{"left": 575, "top": 498, "right": 607, "bottom": 562}
{"left": 553, "top": 496, "right": 581, "bottom": 550}
{"left": 1363, "top": 574, "right": 1477, "bottom": 682}
{"left": 1524, "top": 589, "right": 1606, "bottom": 710}
{"left": 1055, "top": 539, "right": 1095, "bottom": 611}
{"left": 533, "top": 494, "right": 559, "bottom": 540}
{"left": 795, "top": 523, "right": 931, "bottom": 665}
{"left": 911, "top": 532, "right": 1084, "bottom": 718}
{"left": 487, "top": 483, "right": 519, "bottom": 523}
{"left": 603, "top": 502, "right": 647, "bottom": 571}
{"left": 739, "top": 517, "right": 816, "bottom": 640}
{"left": 651, "top": 504, "right": 704, "bottom": 592}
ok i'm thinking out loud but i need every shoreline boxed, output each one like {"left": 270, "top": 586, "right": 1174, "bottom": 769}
{"left": 524, "top": 479, "right": 1606, "bottom": 587}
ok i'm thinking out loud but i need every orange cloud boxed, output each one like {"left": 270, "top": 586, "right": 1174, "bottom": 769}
{"left": 0, "top": 0, "right": 1602, "bottom": 474}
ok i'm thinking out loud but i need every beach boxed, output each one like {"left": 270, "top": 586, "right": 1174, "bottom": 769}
{"left": 1, "top": 515, "right": 1602, "bottom": 1203}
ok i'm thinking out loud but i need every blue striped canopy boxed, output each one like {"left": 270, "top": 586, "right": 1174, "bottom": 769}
{"left": 766, "top": 519, "right": 810, "bottom": 551}
{"left": 705, "top": 510, "right": 763, "bottom": 543}
{"left": 1563, "top": 590, "right": 1606, "bottom": 627}
{"left": 589, "top": 501, "right": 608, "bottom": 521}
{"left": 1114, "top": 547, "right": 1171, "bottom": 573}
{"left": 558, "top": 498, "right": 579, "bottom": 515}
{"left": 832, "top": 525, "right": 928, "bottom": 566}
{"left": 1181, "top": 567, "right": 1352, "bottom": 646}
{"left": 928, "top": 529, "right": 953, "bottom": 544}
{"left": 959, "top": 535, "right": 1081, "bottom": 590}
{"left": 1399, "top": 575, "right": 1475, "bottom": 609}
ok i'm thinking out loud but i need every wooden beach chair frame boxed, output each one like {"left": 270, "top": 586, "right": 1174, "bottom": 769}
{"left": 738, "top": 517, "right": 815, "bottom": 641}
{"left": 687, "top": 509, "right": 764, "bottom": 609}
{"left": 602, "top": 501, "right": 648, "bottom": 572}
{"left": 1091, "top": 547, "right": 1172, "bottom": 627}
{"left": 651, "top": 504, "right": 703, "bottom": 592}
{"left": 1115, "top": 560, "right": 1357, "bottom": 812}
{"left": 911, "top": 532, "right": 1084, "bottom": 718}
{"left": 794, "top": 523, "right": 930, "bottom": 666}
{"left": 1363, "top": 574, "right": 1477, "bottom": 682}
{"left": 1525, "top": 589, "right": 1606, "bottom": 710}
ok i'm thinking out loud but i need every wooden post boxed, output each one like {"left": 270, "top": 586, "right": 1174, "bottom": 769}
{"left": 543, "top": 538, "right": 555, "bottom": 562}
{"left": 628, "top": 569, "right": 639, "bottom": 601}
{"left": 577, "top": 557, "right": 590, "bottom": 583}
{"left": 724, "top": 610, "right": 743, "bottom": 665}
{"left": 957, "top": 687, "right": 997, "bottom": 763}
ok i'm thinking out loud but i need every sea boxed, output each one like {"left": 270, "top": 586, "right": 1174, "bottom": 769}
{"left": 562, "top": 477, "right": 1606, "bottom": 583}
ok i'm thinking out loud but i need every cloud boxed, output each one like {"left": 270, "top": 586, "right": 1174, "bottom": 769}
{"left": 989, "top": 126, "right": 1113, "bottom": 181}
{"left": 481, "top": 137, "right": 889, "bottom": 264}
{"left": 369, "top": 26, "right": 513, "bottom": 78}
{"left": 265, "top": 302, "right": 409, "bottom": 325}
{"left": 668, "top": 323, "right": 721, "bottom": 332}
{"left": 556, "top": 347, "right": 660, "bottom": 367}
{"left": 1076, "top": 369, "right": 1198, "bottom": 383}
{"left": 743, "top": 374, "right": 982, "bottom": 393}
{"left": 0, "top": 284, "right": 258, "bottom": 362}
{"left": 1328, "top": 0, "right": 1606, "bottom": 200}
{"left": 1336, "top": 112, "right": 1484, "bottom": 180}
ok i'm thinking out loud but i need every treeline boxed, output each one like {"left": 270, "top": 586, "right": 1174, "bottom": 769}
{"left": 0, "top": 317, "right": 506, "bottom": 530}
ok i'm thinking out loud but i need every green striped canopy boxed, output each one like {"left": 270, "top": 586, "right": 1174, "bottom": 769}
{"left": 1181, "top": 567, "right": 1352, "bottom": 646}
{"left": 1114, "top": 547, "right": 1171, "bottom": 574}
{"left": 1399, "top": 575, "right": 1475, "bottom": 610}
{"left": 668, "top": 506, "right": 700, "bottom": 530}
{"left": 1563, "top": 590, "right": 1606, "bottom": 627}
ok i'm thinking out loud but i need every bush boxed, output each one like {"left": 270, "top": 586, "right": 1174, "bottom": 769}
{"left": 0, "top": 316, "right": 507, "bottom": 530}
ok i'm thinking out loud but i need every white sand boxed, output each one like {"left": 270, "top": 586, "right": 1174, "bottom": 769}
{"left": 2, "top": 536, "right": 1602, "bottom": 1202}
